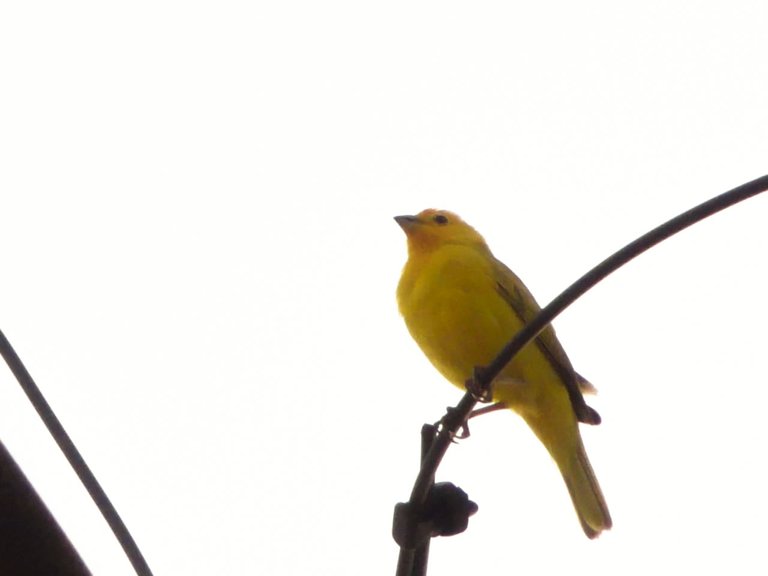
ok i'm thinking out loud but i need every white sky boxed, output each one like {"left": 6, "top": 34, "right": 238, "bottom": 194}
{"left": 1, "top": 2, "right": 767, "bottom": 575}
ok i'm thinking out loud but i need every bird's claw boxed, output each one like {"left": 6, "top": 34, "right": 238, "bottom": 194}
{"left": 465, "top": 367, "right": 493, "bottom": 403}
{"left": 455, "top": 421, "right": 471, "bottom": 440}
{"left": 436, "top": 407, "right": 471, "bottom": 441}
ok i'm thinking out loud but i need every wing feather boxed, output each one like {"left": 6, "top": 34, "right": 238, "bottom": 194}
{"left": 493, "top": 258, "right": 601, "bottom": 425}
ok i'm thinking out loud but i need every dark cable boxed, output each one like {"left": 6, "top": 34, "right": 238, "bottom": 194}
{"left": 0, "top": 330, "right": 154, "bottom": 576}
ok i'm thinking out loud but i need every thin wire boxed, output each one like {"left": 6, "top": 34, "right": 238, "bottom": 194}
{"left": 395, "top": 174, "right": 768, "bottom": 575}
{"left": 0, "top": 329, "right": 154, "bottom": 576}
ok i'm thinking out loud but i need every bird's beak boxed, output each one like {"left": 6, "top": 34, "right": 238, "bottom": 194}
{"left": 394, "top": 215, "right": 420, "bottom": 232}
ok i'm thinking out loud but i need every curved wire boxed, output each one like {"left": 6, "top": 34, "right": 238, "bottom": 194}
{"left": 0, "top": 330, "right": 153, "bottom": 576}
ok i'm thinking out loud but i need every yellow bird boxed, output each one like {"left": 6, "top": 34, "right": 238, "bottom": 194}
{"left": 395, "top": 208, "right": 611, "bottom": 538}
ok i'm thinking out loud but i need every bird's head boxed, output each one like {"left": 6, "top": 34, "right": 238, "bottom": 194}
{"left": 394, "top": 209, "right": 487, "bottom": 254}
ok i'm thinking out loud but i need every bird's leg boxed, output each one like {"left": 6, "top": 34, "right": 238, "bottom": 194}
{"left": 442, "top": 402, "right": 509, "bottom": 440}
{"left": 468, "top": 402, "right": 507, "bottom": 420}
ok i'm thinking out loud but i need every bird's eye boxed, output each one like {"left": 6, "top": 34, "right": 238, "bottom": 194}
{"left": 433, "top": 214, "right": 449, "bottom": 225}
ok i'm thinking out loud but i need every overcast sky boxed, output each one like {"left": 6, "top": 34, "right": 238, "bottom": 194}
{"left": 1, "top": 2, "right": 767, "bottom": 575}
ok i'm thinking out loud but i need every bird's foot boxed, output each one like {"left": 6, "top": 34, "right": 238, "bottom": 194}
{"left": 438, "top": 407, "right": 471, "bottom": 441}
{"left": 465, "top": 366, "right": 493, "bottom": 403}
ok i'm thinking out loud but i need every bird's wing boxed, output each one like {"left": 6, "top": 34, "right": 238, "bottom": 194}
{"left": 493, "top": 258, "right": 601, "bottom": 425}
{"left": 575, "top": 372, "right": 598, "bottom": 395}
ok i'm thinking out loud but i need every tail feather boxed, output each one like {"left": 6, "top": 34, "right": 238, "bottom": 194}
{"left": 559, "top": 437, "right": 612, "bottom": 539}
{"left": 494, "top": 377, "right": 611, "bottom": 538}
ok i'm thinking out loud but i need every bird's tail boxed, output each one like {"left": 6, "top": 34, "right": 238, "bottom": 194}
{"left": 493, "top": 377, "right": 611, "bottom": 537}
{"left": 555, "top": 435, "right": 612, "bottom": 538}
